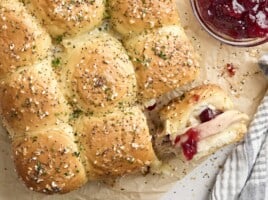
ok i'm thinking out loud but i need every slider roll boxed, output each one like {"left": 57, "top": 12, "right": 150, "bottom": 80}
{"left": 108, "top": 0, "right": 180, "bottom": 36}
{"left": 124, "top": 26, "right": 199, "bottom": 103}
{"left": 156, "top": 84, "right": 249, "bottom": 160}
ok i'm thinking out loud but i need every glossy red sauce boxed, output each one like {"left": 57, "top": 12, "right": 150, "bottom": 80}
{"left": 199, "top": 108, "right": 223, "bottom": 122}
{"left": 175, "top": 128, "right": 200, "bottom": 160}
{"left": 226, "top": 63, "right": 236, "bottom": 77}
{"left": 192, "top": 94, "right": 200, "bottom": 102}
{"left": 197, "top": 0, "right": 268, "bottom": 39}
{"left": 199, "top": 108, "right": 215, "bottom": 122}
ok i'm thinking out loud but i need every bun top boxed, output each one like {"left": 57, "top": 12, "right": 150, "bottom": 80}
{"left": 0, "top": 61, "right": 70, "bottom": 138}
{"left": 109, "top": 0, "right": 180, "bottom": 36}
{"left": 23, "top": 0, "right": 105, "bottom": 36}
{"left": 74, "top": 107, "right": 156, "bottom": 180}
{"left": 59, "top": 32, "right": 137, "bottom": 114}
{"left": 124, "top": 26, "right": 200, "bottom": 102}
{"left": 12, "top": 124, "right": 88, "bottom": 194}
{"left": 0, "top": 0, "right": 51, "bottom": 78}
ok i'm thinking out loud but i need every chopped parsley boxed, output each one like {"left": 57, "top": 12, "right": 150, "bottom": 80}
{"left": 52, "top": 58, "right": 61, "bottom": 68}
{"left": 55, "top": 35, "right": 63, "bottom": 44}
{"left": 70, "top": 109, "right": 83, "bottom": 120}
{"left": 73, "top": 152, "right": 80, "bottom": 157}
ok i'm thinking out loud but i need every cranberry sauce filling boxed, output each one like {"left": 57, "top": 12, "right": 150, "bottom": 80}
{"left": 226, "top": 63, "right": 236, "bottom": 77}
{"left": 199, "top": 107, "right": 223, "bottom": 123}
{"left": 174, "top": 134, "right": 181, "bottom": 144}
{"left": 197, "top": 0, "right": 268, "bottom": 39}
{"left": 175, "top": 128, "right": 200, "bottom": 160}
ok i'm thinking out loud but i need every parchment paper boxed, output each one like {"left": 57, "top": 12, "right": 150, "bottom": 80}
{"left": 0, "top": 1, "right": 267, "bottom": 200}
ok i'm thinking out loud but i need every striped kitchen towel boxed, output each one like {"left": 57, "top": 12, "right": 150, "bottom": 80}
{"left": 211, "top": 55, "right": 268, "bottom": 200}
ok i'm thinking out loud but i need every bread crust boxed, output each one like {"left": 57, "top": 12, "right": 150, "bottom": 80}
{"left": 109, "top": 0, "right": 179, "bottom": 36}
{"left": 0, "top": 0, "right": 51, "bottom": 78}
{"left": 0, "top": 61, "right": 70, "bottom": 138}
{"left": 12, "top": 125, "right": 87, "bottom": 194}
{"left": 125, "top": 26, "right": 199, "bottom": 102}
{"left": 22, "top": 0, "right": 105, "bottom": 36}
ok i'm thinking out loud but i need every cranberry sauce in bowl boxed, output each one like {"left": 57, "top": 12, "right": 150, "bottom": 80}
{"left": 191, "top": 0, "right": 268, "bottom": 46}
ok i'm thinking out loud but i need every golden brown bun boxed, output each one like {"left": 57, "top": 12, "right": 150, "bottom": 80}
{"left": 108, "top": 0, "right": 180, "bottom": 36}
{"left": 0, "top": 61, "right": 70, "bottom": 138}
{"left": 23, "top": 0, "right": 105, "bottom": 37}
{"left": 60, "top": 31, "right": 137, "bottom": 114}
{"left": 124, "top": 26, "right": 199, "bottom": 102}
{"left": 156, "top": 84, "right": 249, "bottom": 160}
{"left": 12, "top": 124, "right": 87, "bottom": 194}
{"left": 160, "top": 84, "right": 234, "bottom": 136}
{"left": 0, "top": 0, "right": 51, "bottom": 78}
{"left": 74, "top": 107, "right": 156, "bottom": 180}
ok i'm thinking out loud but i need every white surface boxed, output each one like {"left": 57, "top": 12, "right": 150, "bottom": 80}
{"left": 161, "top": 147, "right": 232, "bottom": 200}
